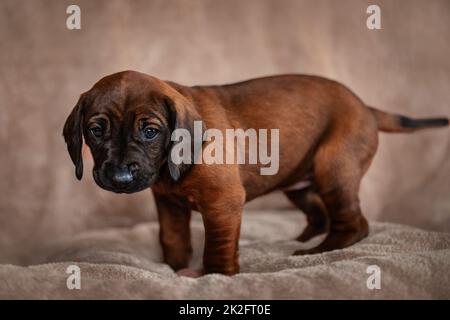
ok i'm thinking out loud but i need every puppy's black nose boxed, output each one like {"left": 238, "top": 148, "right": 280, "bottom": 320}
{"left": 111, "top": 164, "right": 137, "bottom": 185}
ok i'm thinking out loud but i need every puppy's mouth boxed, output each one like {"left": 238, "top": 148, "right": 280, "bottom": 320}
{"left": 93, "top": 170, "right": 157, "bottom": 194}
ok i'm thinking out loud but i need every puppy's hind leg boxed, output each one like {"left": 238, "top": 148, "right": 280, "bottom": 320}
{"left": 293, "top": 138, "right": 373, "bottom": 255}
{"left": 284, "top": 188, "right": 329, "bottom": 242}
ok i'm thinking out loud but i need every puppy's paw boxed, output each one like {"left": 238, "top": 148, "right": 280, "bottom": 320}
{"left": 296, "top": 225, "right": 328, "bottom": 242}
{"left": 292, "top": 248, "right": 321, "bottom": 256}
{"left": 176, "top": 268, "right": 204, "bottom": 278}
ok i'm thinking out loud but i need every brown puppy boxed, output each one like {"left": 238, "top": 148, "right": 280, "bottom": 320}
{"left": 63, "top": 71, "right": 448, "bottom": 276}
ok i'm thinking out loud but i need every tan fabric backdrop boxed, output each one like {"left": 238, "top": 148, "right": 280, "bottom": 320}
{"left": 0, "top": 0, "right": 449, "bottom": 264}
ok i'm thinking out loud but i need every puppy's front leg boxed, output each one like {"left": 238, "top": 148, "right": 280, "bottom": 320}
{"left": 154, "top": 194, "right": 192, "bottom": 271}
{"left": 201, "top": 197, "right": 244, "bottom": 275}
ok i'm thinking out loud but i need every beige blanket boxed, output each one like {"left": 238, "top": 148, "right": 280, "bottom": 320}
{"left": 0, "top": 211, "right": 449, "bottom": 299}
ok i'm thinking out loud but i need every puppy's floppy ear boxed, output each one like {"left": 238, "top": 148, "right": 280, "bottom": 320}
{"left": 164, "top": 95, "right": 203, "bottom": 181}
{"left": 63, "top": 95, "right": 85, "bottom": 180}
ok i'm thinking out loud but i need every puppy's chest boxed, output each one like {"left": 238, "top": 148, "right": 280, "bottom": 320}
{"left": 152, "top": 185, "right": 199, "bottom": 210}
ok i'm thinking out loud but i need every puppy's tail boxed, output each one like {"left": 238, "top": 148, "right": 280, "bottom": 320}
{"left": 368, "top": 106, "right": 449, "bottom": 133}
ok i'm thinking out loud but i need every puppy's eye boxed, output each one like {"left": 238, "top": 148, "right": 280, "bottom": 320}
{"left": 89, "top": 126, "right": 104, "bottom": 138}
{"left": 143, "top": 127, "right": 159, "bottom": 140}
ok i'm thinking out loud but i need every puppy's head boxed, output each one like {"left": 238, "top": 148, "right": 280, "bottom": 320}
{"left": 63, "top": 71, "right": 201, "bottom": 193}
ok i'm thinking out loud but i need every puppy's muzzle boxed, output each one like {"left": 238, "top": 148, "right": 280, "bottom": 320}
{"left": 107, "top": 162, "right": 140, "bottom": 187}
